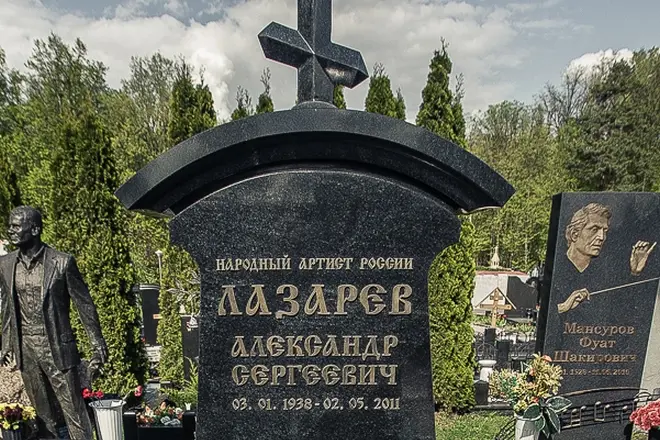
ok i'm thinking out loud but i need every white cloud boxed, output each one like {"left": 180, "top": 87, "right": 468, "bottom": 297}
{"left": 1, "top": 0, "right": 573, "bottom": 121}
{"left": 107, "top": 0, "right": 189, "bottom": 19}
{"left": 516, "top": 19, "right": 572, "bottom": 30}
{"left": 567, "top": 48, "right": 634, "bottom": 75}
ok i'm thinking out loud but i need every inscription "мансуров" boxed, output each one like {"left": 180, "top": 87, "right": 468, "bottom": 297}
{"left": 217, "top": 284, "right": 413, "bottom": 318}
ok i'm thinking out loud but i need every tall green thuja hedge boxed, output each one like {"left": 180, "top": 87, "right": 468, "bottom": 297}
{"left": 157, "top": 60, "right": 216, "bottom": 384}
{"left": 50, "top": 107, "right": 146, "bottom": 393}
{"left": 428, "top": 219, "right": 476, "bottom": 410}
{"left": 417, "top": 41, "right": 476, "bottom": 411}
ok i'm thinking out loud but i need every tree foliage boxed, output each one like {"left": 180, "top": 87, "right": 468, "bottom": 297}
{"left": 468, "top": 101, "right": 571, "bottom": 270}
{"left": 364, "top": 63, "right": 398, "bottom": 117}
{"left": 562, "top": 51, "right": 660, "bottom": 191}
{"left": 114, "top": 53, "right": 178, "bottom": 177}
{"left": 0, "top": 49, "right": 23, "bottom": 234}
{"left": 157, "top": 61, "right": 217, "bottom": 384}
{"left": 418, "top": 41, "right": 475, "bottom": 411}
{"left": 256, "top": 68, "right": 274, "bottom": 114}
{"left": 416, "top": 40, "right": 466, "bottom": 148}
{"left": 428, "top": 220, "right": 476, "bottom": 411}
{"left": 168, "top": 61, "right": 216, "bottom": 146}
{"left": 394, "top": 88, "right": 406, "bottom": 120}
{"left": 15, "top": 35, "right": 147, "bottom": 393}
{"left": 231, "top": 86, "right": 253, "bottom": 120}
{"left": 333, "top": 85, "right": 347, "bottom": 109}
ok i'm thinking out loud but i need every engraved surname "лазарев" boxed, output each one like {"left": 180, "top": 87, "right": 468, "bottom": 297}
{"left": 217, "top": 283, "right": 413, "bottom": 318}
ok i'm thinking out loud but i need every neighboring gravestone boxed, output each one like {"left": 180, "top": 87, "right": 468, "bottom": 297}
{"left": 115, "top": 1, "right": 513, "bottom": 439}
{"left": 536, "top": 192, "right": 660, "bottom": 440}
{"left": 135, "top": 284, "right": 161, "bottom": 346}
{"left": 505, "top": 277, "right": 537, "bottom": 318}
{"left": 484, "top": 327, "right": 497, "bottom": 345}
{"left": 181, "top": 315, "right": 200, "bottom": 381}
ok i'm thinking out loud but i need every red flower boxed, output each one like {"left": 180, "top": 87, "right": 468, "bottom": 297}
{"left": 82, "top": 388, "right": 92, "bottom": 399}
{"left": 631, "top": 399, "right": 660, "bottom": 431}
{"left": 94, "top": 390, "right": 104, "bottom": 399}
{"left": 134, "top": 385, "right": 143, "bottom": 397}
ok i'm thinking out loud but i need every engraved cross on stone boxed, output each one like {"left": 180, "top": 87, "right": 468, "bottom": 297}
{"left": 258, "top": 0, "right": 368, "bottom": 105}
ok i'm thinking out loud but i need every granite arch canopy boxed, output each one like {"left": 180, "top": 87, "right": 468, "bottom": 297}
{"left": 115, "top": 107, "right": 514, "bottom": 215}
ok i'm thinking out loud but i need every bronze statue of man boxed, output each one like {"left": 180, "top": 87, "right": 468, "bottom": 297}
{"left": 0, "top": 206, "right": 107, "bottom": 439}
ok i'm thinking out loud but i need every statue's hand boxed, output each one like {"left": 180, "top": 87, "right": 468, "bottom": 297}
{"left": 1, "top": 352, "right": 17, "bottom": 371}
{"left": 88, "top": 340, "right": 108, "bottom": 380}
{"left": 91, "top": 340, "right": 108, "bottom": 365}
{"left": 630, "top": 241, "right": 656, "bottom": 275}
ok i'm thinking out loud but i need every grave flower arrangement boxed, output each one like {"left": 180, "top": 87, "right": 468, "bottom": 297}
{"left": 489, "top": 354, "right": 571, "bottom": 439}
{"left": 630, "top": 399, "right": 660, "bottom": 431}
{"left": 136, "top": 400, "right": 184, "bottom": 427}
{"left": 0, "top": 403, "right": 36, "bottom": 431}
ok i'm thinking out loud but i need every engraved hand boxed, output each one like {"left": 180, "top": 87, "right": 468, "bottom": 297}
{"left": 630, "top": 241, "right": 656, "bottom": 275}
{"left": 557, "top": 288, "right": 590, "bottom": 314}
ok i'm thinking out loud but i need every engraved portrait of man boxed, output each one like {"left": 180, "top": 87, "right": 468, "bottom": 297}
{"left": 565, "top": 203, "right": 611, "bottom": 273}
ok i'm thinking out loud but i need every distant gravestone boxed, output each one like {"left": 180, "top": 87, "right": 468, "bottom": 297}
{"left": 135, "top": 284, "right": 160, "bottom": 346}
{"left": 115, "top": 1, "right": 513, "bottom": 439}
{"left": 484, "top": 328, "right": 497, "bottom": 345}
{"left": 536, "top": 192, "right": 660, "bottom": 440}
{"left": 181, "top": 315, "right": 200, "bottom": 382}
{"left": 505, "top": 277, "right": 537, "bottom": 318}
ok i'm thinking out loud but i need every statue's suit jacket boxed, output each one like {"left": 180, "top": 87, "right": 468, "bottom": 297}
{"left": 0, "top": 245, "right": 105, "bottom": 371}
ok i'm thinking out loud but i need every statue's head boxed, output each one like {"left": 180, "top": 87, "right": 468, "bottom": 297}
{"left": 565, "top": 203, "right": 611, "bottom": 262}
{"left": 8, "top": 206, "right": 43, "bottom": 248}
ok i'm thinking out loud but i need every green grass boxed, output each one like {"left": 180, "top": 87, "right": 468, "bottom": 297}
{"left": 435, "top": 411, "right": 511, "bottom": 440}
{"left": 435, "top": 412, "right": 648, "bottom": 440}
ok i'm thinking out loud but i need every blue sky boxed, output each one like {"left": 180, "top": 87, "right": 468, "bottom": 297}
{"left": 1, "top": 0, "right": 657, "bottom": 120}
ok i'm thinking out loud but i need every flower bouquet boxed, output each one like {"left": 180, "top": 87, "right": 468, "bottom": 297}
{"left": 630, "top": 399, "right": 660, "bottom": 439}
{"left": 489, "top": 354, "right": 571, "bottom": 439}
{"left": 134, "top": 400, "right": 185, "bottom": 440}
{"left": 136, "top": 400, "right": 184, "bottom": 427}
{"left": 0, "top": 403, "right": 36, "bottom": 440}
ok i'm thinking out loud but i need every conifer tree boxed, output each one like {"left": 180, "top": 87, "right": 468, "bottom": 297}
{"left": 168, "top": 61, "right": 216, "bottom": 145}
{"left": 394, "top": 88, "right": 406, "bottom": 120}
{"left": 255, "top": 69, "right": 274, "bottom": 114}
{"left": 231, "top": 86, "right": 253, "bottom": 120}
{"left": 0, "top": 49, "right": 23, "bottom": 231}
{"left": 18, "top": 35, "right": 147, "bottom": 393}
{"left": 417, "top": 40, "right": 476, "bottom": 411}
{"left": 49, "top": 104, "right": 147, "bottom": 393}
{"left": 158, "top": 60, "right": 217, "bottom": 383}
{"left": 364, "top": 63, "right": 397, "bottom": 117}
{"left": 333, "top": 85, "right": 346, "bottom": 109}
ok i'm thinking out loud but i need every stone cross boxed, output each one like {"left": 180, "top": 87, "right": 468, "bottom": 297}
{"left": 482, "top": 288, "right": 512, "bottom": 327}
{"left": 258, "top": 0, "right": 368, "bottom": 104}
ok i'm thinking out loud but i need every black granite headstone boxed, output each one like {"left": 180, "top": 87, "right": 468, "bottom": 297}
{"left": 116, "top": 110, "right": 512, "bottom": 440}
{"left": 136, "top": 284, "right": 160, "bottom": 346}
{"left": 474, "top": 380, "right": 489, "bottom": 406}
{"left": 181, "top": 315, "right": 200, "bottom": 382}
{"left": 496, "top": 340, "right": 511, "bottom": 370}
{"left": 115, "top": 2, "right": 513, "bottom": 438}
{"left": 536, "top": 192, "right": 660, "bottom": 440}
{"left": 505, "top": 277, "right": 537, "bottom": 318}
{"left": 484, "top": 328, "right": 497, "bottom": 345}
